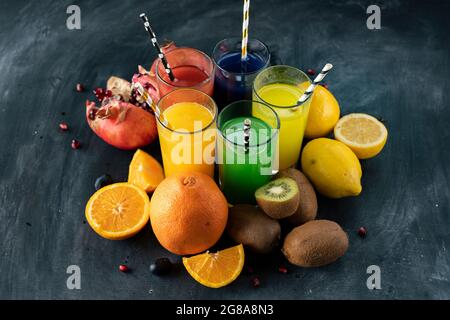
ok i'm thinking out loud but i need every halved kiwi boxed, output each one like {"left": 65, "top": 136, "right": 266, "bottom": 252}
{"left": 255, "top": 177, "right": 300, "bottom": 219}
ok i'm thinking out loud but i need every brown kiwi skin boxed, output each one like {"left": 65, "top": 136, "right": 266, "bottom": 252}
{"left": 227, "top": 204, "right": 281, "bottom": 254}
{"left": 282, "top": 220, "right": 349, "bottom": 267}
{"left": 255, "top": 178, "right": 300, "bottom": 219}
{"left": 276, "top": 168, "right": 318, "bottom": 226}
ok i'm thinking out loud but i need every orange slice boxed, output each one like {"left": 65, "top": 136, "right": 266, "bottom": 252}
{"left": 128, "top": 149, "right": 164, "bottom": 193}
{"left": 85, "top": 183, "right": 150, "bottom": 240}
{"left": 334, "top": 113, "right": 388, "bottom": 159}
{"left": 182, "top": 244, "right": 245, "bottom": 288}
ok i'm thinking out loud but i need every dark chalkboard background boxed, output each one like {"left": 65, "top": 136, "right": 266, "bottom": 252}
{"left": 0, "top": 0, "right": 449, "bottom": 299}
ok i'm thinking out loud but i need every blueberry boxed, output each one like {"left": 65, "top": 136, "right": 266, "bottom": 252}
{"left": 95, "top": 174, "right": 113, "bottom": 190}
{"left": 150, "top": 258, "right": 173, "bottom": 276}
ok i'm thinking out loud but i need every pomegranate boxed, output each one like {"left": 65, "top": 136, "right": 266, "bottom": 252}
{"left": 107, "top": 76, "right": 132, "bottom": 102}
{"left": 85, "top": 99, "right": 157, "bottom": 150}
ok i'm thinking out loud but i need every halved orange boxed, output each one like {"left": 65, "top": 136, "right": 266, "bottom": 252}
{"left": 128, "top": 149, "right": 164, "bottom": 193}
{"left": 334, "top": 113, "right": 388, "bottom": 159}
{"left": 182, "top": 244, "right": 245, "bottom": 288}
{"left": 85, "top": 183, "right": 150, "bottom": 240}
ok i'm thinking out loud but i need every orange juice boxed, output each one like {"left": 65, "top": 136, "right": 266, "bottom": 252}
{"left": 157, "top": 101, "right": 216, "bottom": 177}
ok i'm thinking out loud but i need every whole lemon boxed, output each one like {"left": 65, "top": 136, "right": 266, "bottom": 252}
{"left": 304, "top": 86, "right": 340, "bottom": 139}
{"left": 301, "top": 138, "right": 362, "bottom": 198}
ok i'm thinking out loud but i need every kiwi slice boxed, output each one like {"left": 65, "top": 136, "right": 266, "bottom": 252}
{"left": 255, "top": 177, "right": 300, "bottom": 219}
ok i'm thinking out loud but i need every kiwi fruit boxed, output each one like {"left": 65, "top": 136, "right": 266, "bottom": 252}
{"left": 255, "top": 177, "right": 300, "bottom": 219}
{"left": 276, "top": 168, "right": 318, "bottom": 226}
{"left": 227, "top": 204, "right": 281, "bottom": 254}
{"left": 282, "top": 220, "right": 349, "bottom": 267}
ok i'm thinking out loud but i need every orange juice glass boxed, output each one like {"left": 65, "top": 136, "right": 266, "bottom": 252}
{"left": 156, "top": 89, "right": 217, "bottom": 177}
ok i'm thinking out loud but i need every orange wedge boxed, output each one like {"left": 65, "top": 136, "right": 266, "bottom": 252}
{"left": 85, "top": 183, "right": 150, "bottom": 240}
{"left": 334, "top": 113, "right": 388, "bottom": 159}
{"left": 128, "top": 149, "right": 164, "bottom": 193}
{"left": 182, "top": 244, "right": 245, "bottom": 288}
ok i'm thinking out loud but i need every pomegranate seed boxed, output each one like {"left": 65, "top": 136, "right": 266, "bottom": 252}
{"left": 71, "top": 139, "right": 81, "bottom": 150}
{"left": 59, "top": 122, "right": 69, "bottom": 131}
{"left": 94, "top": 88, "right": 103, "bottom": 95}
{"left": 76, "top": 83, "right": 84, "bottom": 92}
{"left": 88, "top": 109, "right": 97, "bottom": 120}
{"left": 251, "top": 276, "right": 260, "bottom": 288}
{"left": 93, "top": 88, "right": 106, "bottom": 102}
{"left": 320, "top": 83, "right": 329, "bottom": 89}
{"left": 105, "top": 89, "right": 112, "bottom": 97}
{"left": 307, "top": 68, "right": 316, "bottom": 76}
{"left": 278, "top": 266, "right": 288, "bottom": 274}
{"left": 119, "top": 264, "right": 129, "bottom": 273}
{"left": 358, "top": 226, "right": 367, "bottom": 238}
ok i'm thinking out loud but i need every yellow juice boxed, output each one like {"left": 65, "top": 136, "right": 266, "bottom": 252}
{"left": 253, "top": 82, "right": 311, "bottom": 169}
{"left": 157, "top": 102, "right": 216, "bottom": 177}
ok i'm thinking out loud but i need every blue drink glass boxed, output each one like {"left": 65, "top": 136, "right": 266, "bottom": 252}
{"left": 213, "top": 38, "right": 270, "bottom": 109}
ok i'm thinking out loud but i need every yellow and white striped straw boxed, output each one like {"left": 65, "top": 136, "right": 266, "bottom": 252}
{"left": 133, "top": 82, "right": 168, "bottom": 126}
{"left": 241, "top": 0, "right": 250, "bottom": 61}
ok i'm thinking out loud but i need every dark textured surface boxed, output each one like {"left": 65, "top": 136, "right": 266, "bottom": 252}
{"left": 1, "top": 0, "right": 449, "bottom": 299}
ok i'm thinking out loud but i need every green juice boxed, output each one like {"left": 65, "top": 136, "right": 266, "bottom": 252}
{"left": 218, "top": 116, "right": 274, "bottom": 204}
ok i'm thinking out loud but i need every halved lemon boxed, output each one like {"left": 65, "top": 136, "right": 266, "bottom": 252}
{"left": 85, "top": 183, "right": 150, "bottom": 240}
{"left": 128, "top": 149, "right": 164, "bottom": 193}
{"left": 182, "top": 244, "right": 245, "bottom": 288}
{"left": 334, "top": 113, "right": 388, "bottom": 159}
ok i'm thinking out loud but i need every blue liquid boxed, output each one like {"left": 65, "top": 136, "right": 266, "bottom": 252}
{"left": 214, "top": 52, "right": 267, "bottom": 108}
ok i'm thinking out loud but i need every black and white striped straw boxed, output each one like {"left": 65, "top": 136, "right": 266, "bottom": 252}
{"left": 139, "top": 13, "right": 175, "bottom": 82}
{"left": 243, "top": 118, "right": 251, "bottom": 152}
{"left": 298, "top": 63, "right": 333, "bottom": 104}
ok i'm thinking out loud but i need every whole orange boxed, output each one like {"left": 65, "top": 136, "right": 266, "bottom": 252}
{"left": 149, "top": 172, "right": 228, "bottom": 255}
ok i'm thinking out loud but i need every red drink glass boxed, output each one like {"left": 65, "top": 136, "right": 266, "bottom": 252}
{"left": 155, "top": 47, "right": 215, "bottom": 98}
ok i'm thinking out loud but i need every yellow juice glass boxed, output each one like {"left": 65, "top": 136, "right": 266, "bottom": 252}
{"left": 156, "top": 89, "right": 217, "bottom": 177}
{"left": 253, "top": 66, "right": 311, "bottom": 169}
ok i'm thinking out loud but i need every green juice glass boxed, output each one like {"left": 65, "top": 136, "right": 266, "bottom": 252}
{"left": 217, "top": 100, "right": 280, "bottom": 204}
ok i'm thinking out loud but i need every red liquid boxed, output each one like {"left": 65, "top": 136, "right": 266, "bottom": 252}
{"left": 158, "top": 65, "right": 213, "bottom": 98}
{"left": 156, "top": 47, "right": 214, "bottom": 98}
{"left": 162, "top": 65, "right": 209, "bottom": 86}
